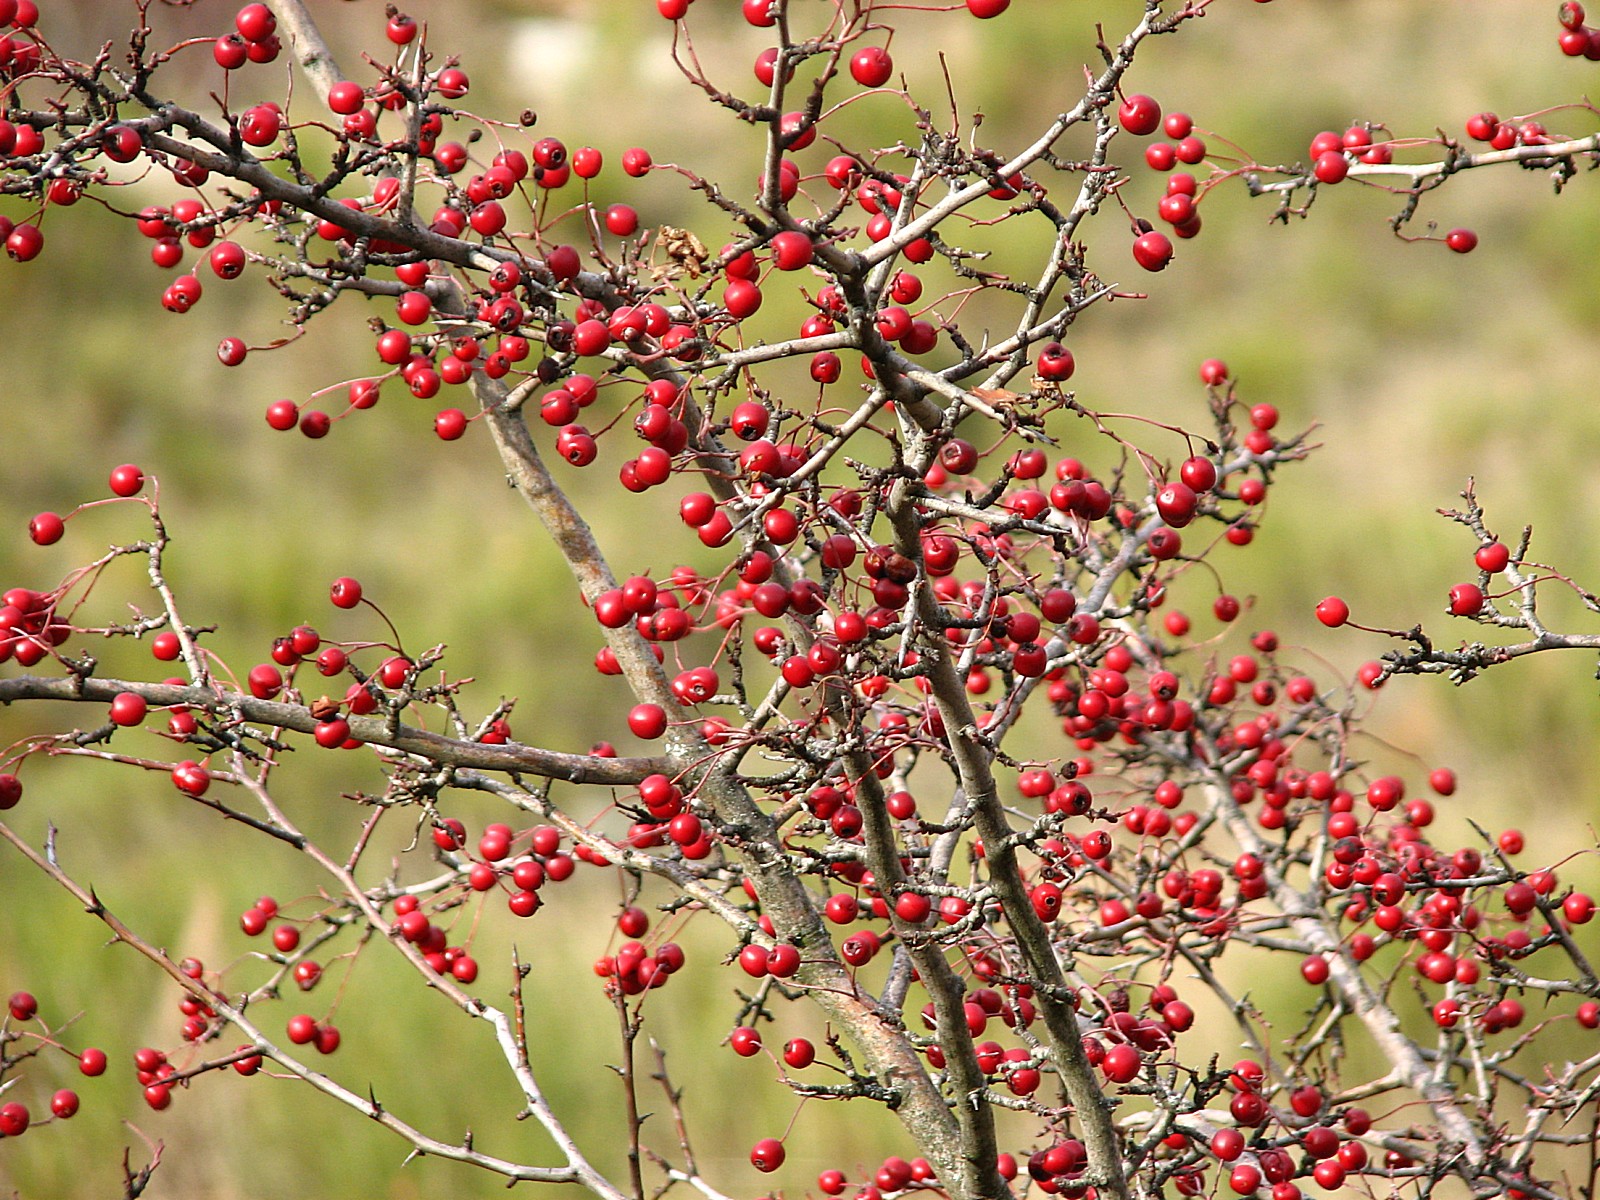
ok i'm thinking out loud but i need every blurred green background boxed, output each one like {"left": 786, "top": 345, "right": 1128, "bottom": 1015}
{"left": 0, "top": 1, "right": 1597, "bottom": 1196}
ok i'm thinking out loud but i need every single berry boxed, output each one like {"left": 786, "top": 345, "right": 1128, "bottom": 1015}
{"left": 28, "top": 512, "right": 64, "bottom": 545}
{"left": 1118, "top": 93, "right": 1162, "bottom": 136}
{"left": 750, "top": 1138, "right": 786, "bottom": 1172}
{"left": 850, "top": 47, "right": 893, "bottom": 88}
{"left": 109, "top": 464, "right": 145, "bottom": 496}
{"left": 1132, "top": 230, "right": 1173, "bottom": 271}
{"left": 1315, "top": 596, "right": 1349, "bottom": 627}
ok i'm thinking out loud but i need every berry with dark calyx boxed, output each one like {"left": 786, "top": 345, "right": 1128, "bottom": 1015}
{"left": 1036, "top": 342, "right": 1075, "bottom": 380}
{"left": 750, "top": 1138, "right": 786, "bottom": 1172}
{"left": 329, "top": 577, "right": 362, "bottom": 608}
{"left": 214, "top": 33, "right": 248, "bottom": 69}
{"left": 730, "top": 401, "right": 772, "bottom": 440}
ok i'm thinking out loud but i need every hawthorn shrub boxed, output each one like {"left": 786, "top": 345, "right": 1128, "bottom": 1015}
{"left": 0, "top": 2, "right": 1596, "bottom": 1198}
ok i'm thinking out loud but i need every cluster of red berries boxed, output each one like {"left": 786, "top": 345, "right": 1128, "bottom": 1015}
{"left": 0, "top": 991, "right": 152, "bottom": 1131}
{"left": 1556, "top": 1, "right": 1600, "bottom": 56}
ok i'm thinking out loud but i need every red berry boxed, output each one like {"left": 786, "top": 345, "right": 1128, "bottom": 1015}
{"left": 327, "top": 82, "right": 364, "bottom": 116}
{"left": 436, "top": 68, "right": 469, "bottom": 99}
{"left": 1313, "top": 150, "right": 1349, "bottom": 184}
{"left": 214, "top": 33, "right": 248, "bottom": 69}
{"left": 5, "top": 223, "right": 42, "bottom": 262}
{"left": 1102, "top": 1043, "right": 1140, "bottom": 1082}
{"left": 1118, "top": 93, "right": 1162, "bottom": 136}
{"left": 769, "top": 231, "right": 813, "bottom": 272}
{"left": 1445, "top": 228, "right": 1478, "bottom": 254}
{"left": 28, "top": 512, "right": 64, "bottom": 545}
{"left": 750, "top": 1138, "right": 786, "bottom": 1172}
{"left": 1475, "top": 541, "right": 1510, "bottom": 573}
{"left": 234, "top": 3, "right": 275, "bottom": 43}
{"left": 1315, "top": 597, "right": 1349, "bottom": 627}
{"left": 850, "top": 47, "right": 893, "bottom": 88}
{"left": 387, "top": 13, "right": 417, "bottom": 43}
{"left": 172, "top": 761, "right": 210, "bottom": 796}
{"left": 110, "top": 692, "right": 148, "bottom": 727}
{"left": 1211, "top": 1128, "right": 1245, "bottom": 1161}
{"left": 434, "top": 408, "right": 469, "bottom": 441}
{"left": 1132, "top": 230, "right": 1173, "bottom": 271}
{"left": 109, "top": 463, "right": 145, "bottom": 496}
{"left": 628, "top": 703, "right": 668, "bottom": 740}
{"left": 266, "top": 400, "right": 299, "bottom": 431}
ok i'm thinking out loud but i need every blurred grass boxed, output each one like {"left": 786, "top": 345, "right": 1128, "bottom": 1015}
{"left": 0, "top": 0, "right": 1598, "bottom": 1196}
